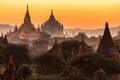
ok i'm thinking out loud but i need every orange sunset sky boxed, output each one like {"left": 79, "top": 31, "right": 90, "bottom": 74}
{"left": 0, "top": 0, "right": 120, "bottom": 29}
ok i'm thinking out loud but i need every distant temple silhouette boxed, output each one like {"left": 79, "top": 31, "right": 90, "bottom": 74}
{"left": 6, "top": 6, "right": 64, "bottom": 44}
{"left": 6, "top": 5, "right": 40, "bottom": 44}
{"left": 41, "top": 10, "right": 64, "bottom": 37}
{"left": 77, "top": 33, "right": 89, "bottom": 56}
{"left": 50, "top": 37, "right": 62, "bottom": 57}
{"left": 0, "top": 33, "right": 8, "bottom": 45}
{"left": 1, "top": 54, "right": 23, "bottom": 80}
{"left": 72, "top": 33, "right": 94, "bottom": 59}
{"left": 49, "top": 34, "right": 93, "bottom": 63}
{"left": 97, "top": 22, "right": 120, "bottom": 61}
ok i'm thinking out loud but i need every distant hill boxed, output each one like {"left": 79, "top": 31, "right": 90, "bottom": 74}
{"left": 0, "top": 24, "right": 119, "bottom": 37}
{"left": 0, "top": 24, "right": 14, "bottom": 35}
{"left": 64, "top": 26, "right": 120, "bottom": 37}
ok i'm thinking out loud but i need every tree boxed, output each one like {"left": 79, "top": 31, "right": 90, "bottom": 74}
{"left": 70, "top": 54, "right": 120, "bottom": 77}
{"left": 61, "top": 40, "right": 80, "bottom": 62}
{"left": 61, "top": 40, "right": 94, "bottom": 62}
{"left": 0, "top": 44, "right": 31, "bottom": 66}
{"left": 18, "top": 65, "right": 32, "bottom": 79}
{"left": 114, "top": 39, "right": 120, "bottom": 53}
{"left": 0, "top": 53, "right": 4, "bottom": 64}
{"left": 34, "top": 54, "right": 65, "bottom": 75}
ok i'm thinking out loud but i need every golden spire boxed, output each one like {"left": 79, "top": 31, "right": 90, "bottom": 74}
{"left": 24, "top": 4, "right": 31, "bottom": 23}
{"left": 51, "top": 9, "right": 53, "bottom": 15}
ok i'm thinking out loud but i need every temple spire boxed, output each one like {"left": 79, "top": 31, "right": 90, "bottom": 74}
{"left": 1, "top": 33, "right": 3, "bottom": 38}
{"left": 37, "top": 25, "right": 40, "bottom": 31}
{"left": 14, "top": 25, "right": 17, "bottom": 31}
{"left": 55, "top": 37, "right": 57, "bottom": 44}
{"left": 51, "top": 9, "right": 53, "bottom": 15}
{"left": 81, "top": 33, "right": 84, "bottom": 42}
{"left": 27, "top": 4, "right": 28, "bottom": 10}
{"left": 7, "top": 54, "right": 16, "bottom": 71}
{"left": 49, "top": 9, "right": 55, "bottom": 20}
{"left": 102, "top": 22, "right": 113, "bottom": 44}
{"left": 24, "top": 4, "right": 31, "bottom": 24}
{"left": 8, "top": 54, "right": 14, "bottom": 64}
{"left": 96, "top": 22, "right": 119, "bottom": 61}
{"left": 104, "top": 22, "right": 110, "bottom": 36}
{"left": 1, "top": 54, "right": 23, "bottom": 80}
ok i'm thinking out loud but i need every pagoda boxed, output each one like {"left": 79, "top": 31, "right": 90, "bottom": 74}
{"left": 97, "top": 22, "right": 119, "bottom": 61}
{"left": 73, "top": 33, "right": 93, "bottom": 58}
{"left": 1, "top": 54, "right": 23, "bottom": 80}
{"left": 50, "top": 37, "right": 62, "bottom": 57}
{"left": 41, "top": 10, "right": 64, "bottom": 37}
{"left": 6, "top": 5, "right": 40, "bottom": 43}
{"left": 78, "top": 33, "right": 88, "bottom": 56}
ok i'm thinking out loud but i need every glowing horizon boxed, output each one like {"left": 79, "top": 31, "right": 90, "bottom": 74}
{"left": 0, "top": 0, "right": 120, "bottom": 29}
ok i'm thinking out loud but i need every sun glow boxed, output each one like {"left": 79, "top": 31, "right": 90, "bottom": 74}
{"left": 0, "top": 0, "right": 120, "bottom": 29}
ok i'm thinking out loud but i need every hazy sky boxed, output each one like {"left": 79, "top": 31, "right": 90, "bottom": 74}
{"left": 0, "top": 0, "right": 120, "bottom": 29}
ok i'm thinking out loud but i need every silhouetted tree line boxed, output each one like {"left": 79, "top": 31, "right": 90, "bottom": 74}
{"left": 0, "top": 40, "right": 120, "bottom": 80}
{"left": 114, "top": 39, "right": 120, "bottom": 53}
{"left": 0, "top": 44, "right": 31, "bottom": 67}
{"left": 32, "top": 40, "right": 120, "bottom": 80}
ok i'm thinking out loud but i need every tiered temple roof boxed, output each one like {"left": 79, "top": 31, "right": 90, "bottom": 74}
{"left": 41, "top": 10, "right": 63, "bottom": 37}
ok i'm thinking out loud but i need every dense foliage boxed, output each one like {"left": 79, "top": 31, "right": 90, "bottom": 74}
{"left": 61, "top": 40, "right": 94, "bottom": 62}
{"left": 34, "top": 54, "right": 65, "bottom": 75}
{"left": 18, "top": 65, "right": 32, "bottom": 79}
{"left": 0, "top": 44, "right": 31, "bottom": 66}
{"left": 71, "top": 54, "right": 120, "bottom": 77}
{"left": 61, "top": 40, "right": 80, "bottom": 62}
{"left": 0, "top": 39, "right": 120, "bottom": 80}
{"left": 114, "top": 39, "right": 120, "bottom": 53}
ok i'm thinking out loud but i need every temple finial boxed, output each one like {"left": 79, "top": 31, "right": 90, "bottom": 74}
{"left": 105, "top": 22, "right": 108, "bottom": 28}
{"left": 14, "top": 25, "right": 17, "bottom": 31}
{"left": 55, "top": 37, "right": 57, "bottom": 44}
{"left": 27, "top": 0, "right": 29, "bottom": 8}
{"left": 104, "top": 22, "right": 110, "bottom": 34}
{"left": 38, "top": 24, "right": 40, "bottom": 31}
{"left": 24, "top": 3, "right": 31, "bottom": 24}
{"left": 27, "top": 4, "right": 29, "bottom": 10}
{"left": 81, "top": 33, "right": 84, "bottom": 41}
{"left": 51, "top": 9, "right": 53, "bottom": 15}
{"left": 1, "top": 33, "right": 3, "bottom": 37}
